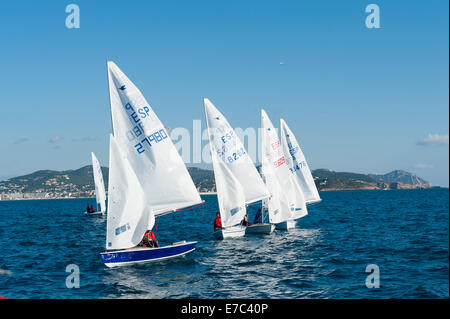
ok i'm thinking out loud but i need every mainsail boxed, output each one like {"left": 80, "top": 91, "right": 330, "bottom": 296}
{"left": 204, "top": 98, "right": 269, "bottom": 205}
{"left": 260, "top": 110, "right": 307, "bottom": 222}
{"left": 107, "top": 61, "right": 202, "bottom": 216}
{"left": 91, "top": 152, "right": 106, "bottom": 213}
{"left": 105, "top": 61, "right": 202, "bottom": 250}
{"left": 204, "top": 98, "right": 268, "bottom": 227}
{"left": 280, "top": 119, "right": 321, "bottom": 205}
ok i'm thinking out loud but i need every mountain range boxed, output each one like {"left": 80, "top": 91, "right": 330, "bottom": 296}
{"left": 0, "top": 165, "right": 434, "bottom": 200}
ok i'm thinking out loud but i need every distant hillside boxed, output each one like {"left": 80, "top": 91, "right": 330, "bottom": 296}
{"left": 0, "top": 166, "right": 108, "bottom": 195}
{"left": 368, "top": 170, "right": 432, "bottom": 187}
{"left": 312, "top": 169, "right": 379, "bottom": 183}
{"left": 312, "top": 168, "right": 432, "bottom": 191}
{"left": 0, "top": 165, "right": 433, "bottom": 200}
{"left": 0, "top": 166, "right": 213, "bottom": 199}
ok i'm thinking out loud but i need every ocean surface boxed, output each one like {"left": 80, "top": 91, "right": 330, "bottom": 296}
{"left": 0, "top": 189, "right": 448, "bottom": 299}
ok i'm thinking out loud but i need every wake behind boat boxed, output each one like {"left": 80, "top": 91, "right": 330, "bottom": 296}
{"left": 100, "top": 61, "right": 202, "bottom": 267}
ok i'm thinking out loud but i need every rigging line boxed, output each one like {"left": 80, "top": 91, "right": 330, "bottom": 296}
{"left": 155, "top": 216, "right": 159, "bottom": 236}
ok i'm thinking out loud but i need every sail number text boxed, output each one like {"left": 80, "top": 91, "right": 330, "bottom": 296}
{"left": 226, "top": 147, "right": 247, "bottom": 163}
{"left": 289, "top": 160, "right": 307, "bottom": 173}
{"left": 134, "top": 129, "right": 168, "bottom": 154}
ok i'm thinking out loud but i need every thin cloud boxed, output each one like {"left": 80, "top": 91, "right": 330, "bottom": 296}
{"left": 49, "top": 136, "right": 64, "bottom": 143}
{"left": 417, "top": 133, "right": 449, "bottom": 146}
{"left": 12, "top": 138, "right": 29, "bottom": 145}
{"left": 72, "top": 136, "right": 97, "bottom": 142}
{"left": 413, "top": 163, "right": 433, "bottom": 169}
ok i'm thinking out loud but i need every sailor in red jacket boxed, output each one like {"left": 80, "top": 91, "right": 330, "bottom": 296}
{"left": 214, "top": 212, "right": 222, "bottom": 231}
{"left": 139, "top": 230, "right": 160, "bottom": 248}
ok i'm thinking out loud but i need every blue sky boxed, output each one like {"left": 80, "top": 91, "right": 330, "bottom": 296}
{"left": 0, "top": 0, "right": 448, "bottom": 186}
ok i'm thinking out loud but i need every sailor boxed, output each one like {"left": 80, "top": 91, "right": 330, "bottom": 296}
{"left": 90, "top": 204, "right": 95, "bottom": 213}
{"left": 86, "top": 204, "right": 91, "bottom": 213}
{"left": 213, "top": 212, "right": 222, "bottom": 231}
{"left": 254, "top": 209, "right": 263, "bottom": 224}
{"left": 240, "top": 213, "right": 251, "bottom": 227}
{"left": 139, "top": 230, "right": 160, "bottom": 248}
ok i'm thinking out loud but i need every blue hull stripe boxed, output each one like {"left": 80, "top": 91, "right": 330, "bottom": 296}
{"left": 100, "top": 242, "right": 196, "bottom": 266}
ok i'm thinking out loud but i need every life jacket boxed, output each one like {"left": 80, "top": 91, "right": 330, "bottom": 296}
{"left": 214, "top": 217, "right": 222, "bottom": 228}
{"left": 142, "top": 231, "right": 155, "bottom": 242}
{"left": 147, "top": 231, "right": 156, "bottom": 242}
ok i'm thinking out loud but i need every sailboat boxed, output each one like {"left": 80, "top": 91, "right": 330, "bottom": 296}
{"left": 260, "top": 109, "right": 308, "bottom": 230}
{"left": 100, "top": 61, "right": 203, "bottom": 267}
{"left": 280, "top": 119, "right": 321, "bottom": 205}
{"left": 85, "top": 152, "right": 107, "bottom": 215}
{"left": 204, "top": 98, "right": 270, "bottom": 239}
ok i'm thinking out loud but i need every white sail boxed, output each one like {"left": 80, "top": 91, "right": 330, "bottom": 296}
{"left": 210, "top": 142, "right": 246, "bottom": 227}
{"left": 280, "top": 119, "right": 321, "bottom": 204}
{"left": 204, "top": 98, "right": 269, "bottom": 205}
{"left": 91, "top": 152, "right": 107, "bottom": 213}
{"left": 107, "top": 61, "right": 202, "bottom": 216}
{"left": 106, "top": 135, "right": 154, "bottom": 250}
{"left": 260, "top": 110, "right": 307, "bottom": 222}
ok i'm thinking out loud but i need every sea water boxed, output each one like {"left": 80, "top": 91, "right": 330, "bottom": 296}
{"left": 0, "top": 189, "right": 448, "bottom": 298}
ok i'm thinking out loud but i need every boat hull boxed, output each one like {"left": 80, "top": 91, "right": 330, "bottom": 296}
{"left": 100, "top": 241, "right": 196, "bottom": 267}
{"left": 84, "top": 211, "right": 104, "bottom": 215}
{"left": 275, "top": 220, "right": 297, "bottom": 230}
{"left": 245, "top": 223, "right": 275, "bottom": 234}
{"left": 213, "top": 226, "right": 246, "bottom": 239}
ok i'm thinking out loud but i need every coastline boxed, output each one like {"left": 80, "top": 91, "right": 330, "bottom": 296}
{"left": 0, "top": 188, "right": 447, "bottom": 202}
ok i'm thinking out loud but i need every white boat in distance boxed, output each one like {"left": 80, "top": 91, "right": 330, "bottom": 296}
{"left": 204, "top": 98, "right": 270, "bottom": 239}
{"left": 100, "top": 61, "right": 202, "bottom": 267}
{"left": 85, "top": 152, "right": 107, "bottom": 215}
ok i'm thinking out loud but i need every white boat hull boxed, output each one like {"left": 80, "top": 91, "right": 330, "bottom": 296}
{"left": 213, "top": 226, "right": 246, "bottom": 239}
{"left": 84, "top": 211, "right": 104, "bottom": 215}
{"left": 275, "top": 220, "right": 297, "bottom": 230}
{"left": 245, "top": 223, "right": 275, "bottom": 234}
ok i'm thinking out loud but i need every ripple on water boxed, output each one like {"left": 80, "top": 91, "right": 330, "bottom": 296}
{"left": 0, "top": 190, "right": 448, "bottom": 298}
